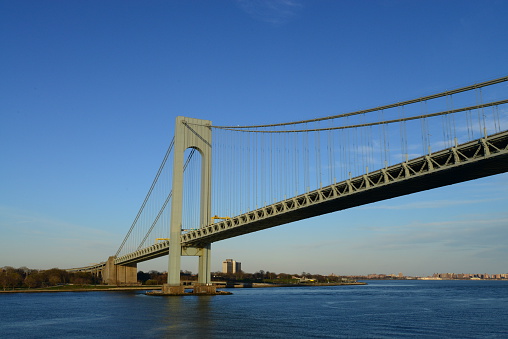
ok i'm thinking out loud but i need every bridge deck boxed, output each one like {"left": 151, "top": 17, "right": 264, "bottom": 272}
{"left": 113, "top": 131, "right": 508, "bottom": 265}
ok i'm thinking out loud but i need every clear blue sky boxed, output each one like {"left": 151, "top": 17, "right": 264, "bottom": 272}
{"left": 1, "top": 0, "right": 507, "bottom": 276}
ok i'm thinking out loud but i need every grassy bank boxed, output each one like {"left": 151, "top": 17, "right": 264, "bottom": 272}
{"left": 0, "top": 285, "right": 160, "bottom": 293}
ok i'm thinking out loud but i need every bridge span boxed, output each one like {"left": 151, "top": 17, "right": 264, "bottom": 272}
{"left": 114, "top": 130, "right": 508, "bottom": 264}
{"left": 68, "top": 76, "right": 508, "bottom": 291}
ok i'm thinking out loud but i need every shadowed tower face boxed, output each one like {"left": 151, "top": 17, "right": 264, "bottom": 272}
{"left": 168, "top": 116, "right": 212, "bottom": 286}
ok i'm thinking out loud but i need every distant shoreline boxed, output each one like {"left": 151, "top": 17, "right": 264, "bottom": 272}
{"left": 223, "top": 282, "right": 367, "bottom": 288}
{"left": 5, "top": 280, "right": 507, "bottom": 294}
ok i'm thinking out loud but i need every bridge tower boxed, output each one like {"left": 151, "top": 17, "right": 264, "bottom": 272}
{"left": 165, "top": 116, "right": 213, "bottom": 294}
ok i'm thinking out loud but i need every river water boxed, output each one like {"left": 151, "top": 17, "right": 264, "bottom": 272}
{"left": 1, "top": 280, "right": 507, "bottom": 338}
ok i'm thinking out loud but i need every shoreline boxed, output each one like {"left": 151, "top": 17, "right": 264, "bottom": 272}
{"left": 224, "top": 282, "right": 366, "bottom": 288}
{"left": 0, "top": 282, "right": 365, "bottom": 294}
{"left": 0, "top": 286, "right": 155, "bottom": 294}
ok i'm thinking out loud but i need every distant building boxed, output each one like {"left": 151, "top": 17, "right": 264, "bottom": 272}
{"left": 222, "top": 259, "right": 241, "bottom": 274}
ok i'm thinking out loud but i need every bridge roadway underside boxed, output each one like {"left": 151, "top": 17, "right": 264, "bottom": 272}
{"left": 115, "top": 131, "right": 508, "bottom": 265}
{"left": 240, "top": 153, "right": 503, "bottom": 230}
{"left": 188, "top": 155, "right": 508, "bottom": 246}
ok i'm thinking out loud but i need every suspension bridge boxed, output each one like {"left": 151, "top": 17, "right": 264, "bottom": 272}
{"left": 68, "top": 76, "right": 508, "bottom": 294}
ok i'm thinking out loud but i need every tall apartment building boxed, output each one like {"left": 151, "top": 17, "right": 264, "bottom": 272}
{"left": 222, "top": 259, "right": 241, "bottom": 274}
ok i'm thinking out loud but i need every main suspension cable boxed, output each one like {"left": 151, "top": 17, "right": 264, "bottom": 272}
{"left": 211, "top": 100, "right": 508, "bottom": 134}
{"left": 208, "top": 76, "right": 508, "bottom": 129}
{"left": 115, "top": 138, "right": 175, "bottom": 257}
{"left": 136, "top": 148, "right": 197, "bottom": 250}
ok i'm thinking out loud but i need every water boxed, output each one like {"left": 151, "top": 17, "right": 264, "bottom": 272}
{"left": 1, "top": 280, "right": 507, "bottom": 338}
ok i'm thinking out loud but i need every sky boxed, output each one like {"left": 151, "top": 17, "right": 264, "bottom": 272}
{"left": 1, "top": 0, "right": 507, "bottom": 277}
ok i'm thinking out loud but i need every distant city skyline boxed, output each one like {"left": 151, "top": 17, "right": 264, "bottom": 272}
{"left": 353, "top": 272, "right": 508, "bottom": 280}
{"left": 1, "top": 1, "right": 508, "bottom": 276}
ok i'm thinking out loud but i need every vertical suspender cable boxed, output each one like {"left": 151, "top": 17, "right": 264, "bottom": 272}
{"left": 307, "top": 125, "right": 310, "bottom": 191}
{"left": 474, "top": 87, "right": 481, "bottom": 138}
{"left": 270, "top": 127, "right": 273, "bottom": 203}
{"left": 327, "top": 120, "right": 333, "bottom": 186}
{"left": 316, "top": 123, "right": 321, "bottom": 188}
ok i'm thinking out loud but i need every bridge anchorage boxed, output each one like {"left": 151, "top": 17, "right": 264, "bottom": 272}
{"left": 68, "top": 76, "right": 508, "bottom": 294}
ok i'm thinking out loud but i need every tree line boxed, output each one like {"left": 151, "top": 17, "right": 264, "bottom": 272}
{"left": 2, "top": 266, "right": 355, "bottom": 289}
{"left": 0, "top": 266, "right": 100, "bottom": 290}
{"left": 137, "top": 270, "right": 195, "bottom": 285}
{"left": 137, "top": 269, "right": 355, "bottom": 285}
{"left": 212, "top": 270, "right": 354, "bottom": 283}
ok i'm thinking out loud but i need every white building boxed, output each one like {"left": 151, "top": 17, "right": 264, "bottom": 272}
{"left": 222, "top": 259, "right": 241, "bottom": 274}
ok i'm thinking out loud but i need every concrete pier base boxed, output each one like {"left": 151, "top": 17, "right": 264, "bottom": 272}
{"left": 194, "top": 285, "right": 217, "bottom": 294}
{"left": 153, "top": 284, "right": 223, "bottom": 296}
{"left": 162, "top": 284, "right": 185, "bottom": 294}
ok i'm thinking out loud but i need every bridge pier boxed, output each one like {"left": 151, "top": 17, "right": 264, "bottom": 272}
{"left": 160, "top": 283, "right": 217, "bottom": 295}
{"left": 102, "top": 256, "right": 137, "bottom": 285}
{"left": 197, "top": 243, "right": 211, "bottom": 285}
{"left": 168, "top": 116, "right": 212, "bottom": 289}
